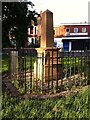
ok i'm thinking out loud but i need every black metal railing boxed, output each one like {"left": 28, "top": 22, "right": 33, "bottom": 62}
{"left": 2, "top": 48, "right": 90, "bottom": 95}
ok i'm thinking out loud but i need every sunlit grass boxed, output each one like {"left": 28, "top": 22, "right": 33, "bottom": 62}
{"left": 1, "top": 86, "right": 89, "bottom": 119}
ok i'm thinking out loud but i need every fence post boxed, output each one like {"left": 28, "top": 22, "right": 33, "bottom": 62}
{"left": 10, "top": 49, "right": 18, "bottom": 80}
{"left": 8, "top": 49, "right": 11, "bottom": 76}
{"left": 41, "top": 52, "right": 44, "bottom": 93}
{"left": 47, "top": 52, "right": 50, "bottom": 93}
{"left": 88, "top": 49, "right": 90, "bottom": 112}
{"left": 88, "top": 50, "right": 90, "bottom": 85}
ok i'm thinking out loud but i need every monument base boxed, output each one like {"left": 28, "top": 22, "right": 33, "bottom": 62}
{"left": 45, "top": 64, "right": 62, "bottom": 81}
{"left": 34, "top": 47, "right": 62, "bottom": 81}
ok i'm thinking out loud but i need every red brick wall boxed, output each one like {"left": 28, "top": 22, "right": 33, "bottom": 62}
{"left": 58, "top": 24, "right": 90, "bottom": 37}
{"left": 67, "top": 25, "right": 88, "bottom": 33}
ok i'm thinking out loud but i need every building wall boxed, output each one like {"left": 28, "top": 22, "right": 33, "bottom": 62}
{"left": 65, "top": 25, "right": 89, "bottom": 36}
{"left": 54, "top": 26, "right": 60, "bottom": 37}
{"left": 59, "top": 25, "right": 66, "bottom": 36}
{"left": 54, "top": 24, "right": 90, "bottom": 37}
{"left": 88, "top": 25, "right": 90, "bottom": 36}
{"left": 37, "top": 25, "right": 41, "bottom": 38}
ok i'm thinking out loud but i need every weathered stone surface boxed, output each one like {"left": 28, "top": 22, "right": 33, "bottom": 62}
{"left": 11, "top": 51, "right": 18, "bottom": 76}
{"left": 34, "top": 10, "right": 62, "bottom": 81}
{"left": 41, "top": 10, "right": 54, "bottom": 48}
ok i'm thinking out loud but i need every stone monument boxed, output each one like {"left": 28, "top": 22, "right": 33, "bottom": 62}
{"left": 11, "top": 50, "right": 18, "bottom": 76}
{"left": 34, "top": 10, "right": 62, "bottom": 81}
{"left": 40, "top": 9, "right": 54, "bottom": 48}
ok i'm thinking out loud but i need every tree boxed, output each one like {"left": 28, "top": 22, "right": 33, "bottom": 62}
{"left": 2, "top": 1, "right": 38, "bottom": 48}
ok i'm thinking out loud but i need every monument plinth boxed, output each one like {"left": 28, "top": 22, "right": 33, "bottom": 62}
{"left": 34, "top": 10, "right": 62, "bottom": 81}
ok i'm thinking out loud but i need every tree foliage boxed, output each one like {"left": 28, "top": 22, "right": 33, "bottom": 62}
{"left": 2, "top": 1, "right": 38, "bottom": 48}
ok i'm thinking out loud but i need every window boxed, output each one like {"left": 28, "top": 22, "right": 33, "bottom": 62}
{"left": 30, "top": 26, "right": 33, "bottom": 34}
{"left": 54, "top": 30, "right": 55, "bottom": 35}
{"left": 35, "top": 26, "right": 37, "bottom": 34}
{"left": 82, "top": 27, "right": 86, "bottom": 32}
{"left": 66, "top": 28, "right": 70, "bottom": 32}
{"left": 74, "top": 28, "right": 78, "bottom": 33}
{"left": 65, "top": 28, "right": 70, "bottom": 36}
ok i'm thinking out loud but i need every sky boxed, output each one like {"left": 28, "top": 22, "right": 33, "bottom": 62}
{"left": 30, "top": 0, "right": 90, "bottom": 26}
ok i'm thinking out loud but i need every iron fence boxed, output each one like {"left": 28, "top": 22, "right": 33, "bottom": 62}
{"left": 2, "top": 48, "right": 90, "bottom": 96}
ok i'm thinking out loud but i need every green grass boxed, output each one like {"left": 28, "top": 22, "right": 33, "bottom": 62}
{"left": 2, "top": 53, "right": 90, "bottom": 119}
{"left": 1, "top": 86, "right": 90, "bottom": 119}
{"left": 18, "top": 56, "right": 35, "bottom": 71}
{"left": 2, "top": 54, "right": 35, "bottom": 73}
{"left": 2, "top": 53, "right": 87, "bottom": 75}
{"left": 60, "top": 57, "right": 88, "bottom": 78}
{"left": 2, "top": 54, "right": 9, "bottom": 73}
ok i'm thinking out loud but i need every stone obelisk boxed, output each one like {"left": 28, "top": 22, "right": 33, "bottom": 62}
{"left": 40, "top": 9, "right": 54, "bottom": 48}
{"left": 34, "top": 10, "right": 61, "bottom": 81}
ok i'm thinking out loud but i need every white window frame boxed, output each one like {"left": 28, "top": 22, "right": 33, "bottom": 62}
{"left": 74, "top": 28, "right": 78, "bottom": 33}
{"left": 82, "top": 27, "right": 86, "bottom": 33}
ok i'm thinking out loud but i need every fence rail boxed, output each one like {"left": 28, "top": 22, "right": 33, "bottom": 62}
{"left": 2, "top": 48, "right": 90, "bottom": 96}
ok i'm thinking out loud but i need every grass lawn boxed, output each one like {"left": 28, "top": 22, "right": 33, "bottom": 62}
{"left": 2, "top": 54, "right": 9, "bottom": 73}
{"left": 1, "top": 86, "right": 90, "bottom": 119}
{"left": 1, "top": 51, "right": 89, "bottom": 119}
{"left": 2, "top": 53, "right": 35, "bottom": 73}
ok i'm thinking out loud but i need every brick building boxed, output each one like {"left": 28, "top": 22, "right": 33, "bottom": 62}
{"left": 54, "top": 23, "right": 90, "bottom": 51}
{"left": 28, "top": 10, "right": 90, "bottom": 51}
{"left": 27, "top": 12, "right": 42, "bottom": 46}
